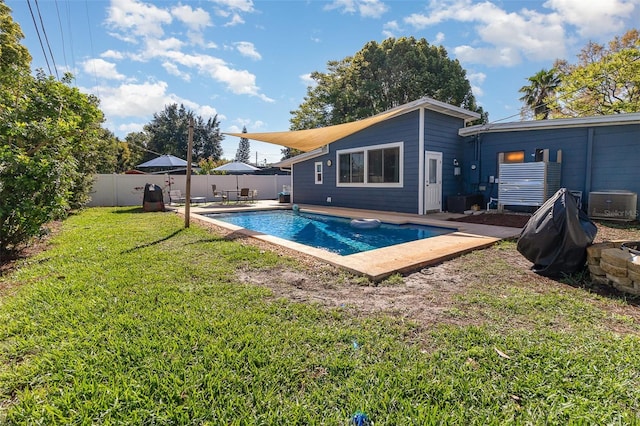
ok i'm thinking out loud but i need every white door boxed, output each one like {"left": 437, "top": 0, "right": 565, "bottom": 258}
{"left": 424, "top": 151, "right": 442, "bottom": 212}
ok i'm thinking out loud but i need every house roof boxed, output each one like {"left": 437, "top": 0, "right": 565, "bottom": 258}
{"left": 274, "top": 146, "right": 328, "bottom": 169}
{"left": 459, "top": 112, "right": 640, "bottom": 137}
{"left": 224, "top": 97, "right": 480, "bottom": 152}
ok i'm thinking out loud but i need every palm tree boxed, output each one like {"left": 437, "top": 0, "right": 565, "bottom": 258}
{"left": 519, "top": 69, "right": 560, "bottom": 119}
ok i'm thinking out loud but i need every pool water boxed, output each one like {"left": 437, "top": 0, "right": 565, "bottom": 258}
{"left": 204, "top": 210, "right": 454, "bottom": 255}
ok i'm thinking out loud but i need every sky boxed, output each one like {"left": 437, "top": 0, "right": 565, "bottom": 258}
{"left": 6, "top": 0, "right": 640, "bottom": 164}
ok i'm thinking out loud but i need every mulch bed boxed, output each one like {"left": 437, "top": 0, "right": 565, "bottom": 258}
{"left": 448, "top": 213, "right": 531, "bottom": 228}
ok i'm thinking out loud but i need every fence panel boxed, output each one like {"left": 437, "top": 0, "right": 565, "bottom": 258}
{"left": 87, "top": 174, "right": 292, "bottom": 207}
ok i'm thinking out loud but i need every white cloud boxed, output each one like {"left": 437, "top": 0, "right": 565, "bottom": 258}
{"left": 171, "top": 4, "right": 212, "bottom": 44}
{"left": 433, "top": 32, "right": 445, "bottom": 45}
{"left": 454, "top": 45, "right": 521, "bottom": 67}
{"left": 324, "top": 0, "right": 388, "bottom": 18}
{"left": 87, "top": 81, "right": 177, "bottom": 118}
{"left": 197, "top": 105, "right": 221, "bottom": 120}
{"left": 82, "top": 58, "right": 126, "bottom": 80}
{"left": 106, "top": 0, "right": 172, "bottom": 40}
{"left": 159, "top": 51, "right": 273, "bottom": 101}
{"left": 171, "top": 4, "right": 211, "bottom": 31}
{"left": 382, "top": 20, "right": 401, "bottom": 38}
{"left": 404, "top": 0, "right": 567, "bottom": 66}
{"left": 300, "top": 73, "right": 316, "bottom": 87}
{"left": 223, "top": 13, "right": 245, "bottom": 27}
{"left": 117, "top": 121, "right": 146, "bottom": 134}
{"left": 211, "top": 0, "right": 255, "bottom": 26}
{"left": 234, "top": 41, "right": 262, "bottom": 60}
{"left": 162, "top": 62, "right": 191, "bottom": 81}
{"left": 544, "top": 0, "right": 637, "bottom": 37}
{"left": 141, "top": 37, "right": 185, "bottom": 58}
{"left": 211, "top": 0, "right": 255, "bottom": 14}
{"left": 467, "top": 71, "right": 486, "bottom": 97}
{"left": 101, "top": 50, "right": 125, "bottom": 60}
{"left": 467, "top": 71, "right": 486, "bottom": 85}
{"left": 226, "top": 118, "right": 265, "bottom": 133}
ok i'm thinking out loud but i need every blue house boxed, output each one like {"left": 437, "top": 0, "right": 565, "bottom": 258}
{"left": 459, "top": 113, "right": 640, "bottom": 218}
{"left": 229, "top": 97, "right": 480, "bottom": 215}
{"left": 227, "top": 98, "right": 640, "bottom": 218}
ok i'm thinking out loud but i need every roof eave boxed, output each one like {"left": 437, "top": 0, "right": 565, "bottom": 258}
{"left": 459, "top": 113, "right": 640, "bottom": 137}
{"left": 273, "top": 146, "right": 328, "bottom": 168}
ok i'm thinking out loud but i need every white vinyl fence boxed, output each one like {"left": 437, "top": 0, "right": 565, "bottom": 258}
{"left": 87, "top": 174, "right": 292, "bottom": 207}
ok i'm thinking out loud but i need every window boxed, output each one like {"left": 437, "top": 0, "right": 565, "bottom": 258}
{"left": 314, "top": 161, "right": 323, "bottom": 184}
{"left": 339, "top": 151, "right": 364, "bottom": 183}
{"left": 336, "top": 142, "right": 402, "bottom": 187}
{"left": 499, "top": 150, "right": 525, "bottom": 164}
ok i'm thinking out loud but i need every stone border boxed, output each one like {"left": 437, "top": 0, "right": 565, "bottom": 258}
{"left": 587, "top": 242, "right": 640, "bottom": 295}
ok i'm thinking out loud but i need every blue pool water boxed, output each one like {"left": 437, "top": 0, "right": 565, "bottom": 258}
{"left": 204, "top": 210, "right": 454, "bottom": 255}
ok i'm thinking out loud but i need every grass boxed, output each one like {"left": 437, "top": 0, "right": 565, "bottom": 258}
{"left": 1, "top": 207, "right": 640, "bottom": 424}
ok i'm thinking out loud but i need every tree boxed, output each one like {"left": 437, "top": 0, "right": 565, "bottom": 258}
{"left": 518, "top": 68, "right": 561, "bottom": 119}
{"left": 280, "top": 147, "right": 303, "bottom": 161}
{"left": 1, "top": 2, "right": 109, "bottom": 255}
{"left": 234, "top": 126, "right": 251, "bottom": 163}
{"left": 143, "top": 104, "right": 223, "bottom": 163}
{"left": 289, "top": 36, "right": 483, "bottom": 130}
{"left": 552, "top": 29, "right": 640, "bottom": 116}
{"left": 118, "top": 131, "right": 148, "bottom": 172}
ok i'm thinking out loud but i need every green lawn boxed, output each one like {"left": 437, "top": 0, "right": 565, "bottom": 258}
{"left": 1, "top": 207, "right": 639, "bottom": 424}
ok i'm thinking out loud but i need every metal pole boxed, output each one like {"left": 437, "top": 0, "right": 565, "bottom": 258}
{"left": 185, "top": 117, "right": 194, "bottom": 228}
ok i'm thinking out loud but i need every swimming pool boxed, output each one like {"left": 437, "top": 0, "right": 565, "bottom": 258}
{"left": 203, "top": 210, "right": 454, "bottom": 255}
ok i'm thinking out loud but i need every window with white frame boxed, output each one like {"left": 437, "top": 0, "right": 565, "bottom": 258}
{"left": 336, "top": 142, "right": 402, "bottom": 187}
{"left": 314, "top": 161, "right": 323, "bottom": 184}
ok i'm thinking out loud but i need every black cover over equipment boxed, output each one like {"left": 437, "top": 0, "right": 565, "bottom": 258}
{"left": 517, "top": 188, "right": 597, "bottom": 276}
{"left": 143, "top": 183, "right": 165, "bottom": 212}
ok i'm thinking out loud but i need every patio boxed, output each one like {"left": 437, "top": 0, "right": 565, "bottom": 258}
{"left": 174, "top": 201, "right": 521, "bottom": 281}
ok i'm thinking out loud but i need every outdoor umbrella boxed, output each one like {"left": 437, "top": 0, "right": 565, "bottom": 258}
{"left": 213, "top": 161, "right": 259, "bottom": 191}
{"left": 137, "top": 154, "right": 188, "bottom": 168}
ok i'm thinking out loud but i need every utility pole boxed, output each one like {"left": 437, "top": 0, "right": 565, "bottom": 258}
{"left": 185, "top": 117, "right": 194, "bottom": 228}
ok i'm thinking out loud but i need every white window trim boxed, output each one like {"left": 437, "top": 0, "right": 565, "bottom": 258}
{"left": 335, "top": 141, "right": 403, "bottom": 188}
{"left": 314, "top": 161, "right": 323, "bottom": 184}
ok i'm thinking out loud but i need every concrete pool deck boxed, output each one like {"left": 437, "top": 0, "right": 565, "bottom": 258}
{"left": 177, "top": 200, "right": 522, "bottom": 281}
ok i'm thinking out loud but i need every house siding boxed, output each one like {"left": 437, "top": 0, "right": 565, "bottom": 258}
{"left": 465, "top": 123, "right": 640, "bottom": 213}
{"left": 293, "top": 111, "right": 420, "bottom": 213}
{"left": 424, "top": 110, "right": 469, "bottom": 204}
{"left": 291, "top": 109, "right": 470, "bottom": 214}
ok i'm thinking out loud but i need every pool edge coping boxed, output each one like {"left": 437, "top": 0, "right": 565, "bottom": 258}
{"left": 190, "top": 205, "right": 520, "bottom": 281}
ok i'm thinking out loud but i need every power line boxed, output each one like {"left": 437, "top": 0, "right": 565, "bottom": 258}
{"left": 65, "top": 0, "right": 75, "bottom": 73}
{"left": 26, "top": 0, "right": 52, "bottom": 75}
{"left": 85, "top": 0, "right": 100, "bottom": 97}
{"left": 34, "top": 0, "right": 59, "bottom": 79}
{"left": 54, "top": 0, "right": 68, "bottom": 72}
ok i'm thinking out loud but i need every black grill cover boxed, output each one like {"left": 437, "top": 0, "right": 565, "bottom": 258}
{"left": 143, "top": 183, "right": 164, "bottom": 202}
{"left": 517, "top": 188, "right": 597, "bottom": 276}
{"left": 143, "top": 183, "right": 164, "bottom": 211}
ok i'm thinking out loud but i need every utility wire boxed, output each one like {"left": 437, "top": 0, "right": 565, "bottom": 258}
{"left": 54, "top": 0, "right": 68, "bottom": 73}
{"left": 85, "top": 0, "right": 100, "bottom": 97}
{"left": 486, "top": 52, "right": 640, "bottom": 128}
{"left": 26, "top": 0, "right": 52, "bottom": 75}
{"left": 34, "top": 0, "right": 59, "bottom": 79}
{"left": 65, "top": 0, "right": 76, "bottom": 74}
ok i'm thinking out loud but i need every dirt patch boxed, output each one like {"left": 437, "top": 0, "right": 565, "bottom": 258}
{"left": 0, "top": 221, "right": 63, "bottom": 277}
{"left": 192, "top": 215, "right": 640, "bottom": 331}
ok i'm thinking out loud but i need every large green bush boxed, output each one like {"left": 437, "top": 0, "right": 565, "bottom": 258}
{"left": 0, "top": 1, "right": 110, "bottom": 256}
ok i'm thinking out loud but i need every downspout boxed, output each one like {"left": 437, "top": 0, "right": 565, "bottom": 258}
{"left": 584, "top": 127, "right": 593, "bottom": 197}
{"left": 418, "top": 107, "right": 425, "bottom": 215}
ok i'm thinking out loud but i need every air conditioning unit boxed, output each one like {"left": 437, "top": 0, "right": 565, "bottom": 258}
{"left": 589, "top": 190, "right": 637, "bottom": 221}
